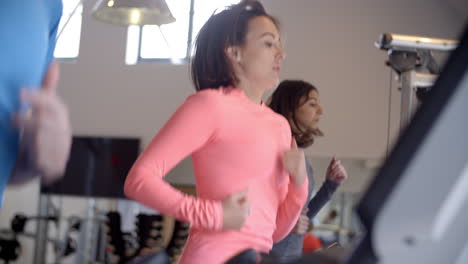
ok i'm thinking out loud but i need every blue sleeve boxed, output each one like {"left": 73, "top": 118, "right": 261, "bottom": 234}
{"left": 307, "top": 179, "right": 339, "bottom": 219}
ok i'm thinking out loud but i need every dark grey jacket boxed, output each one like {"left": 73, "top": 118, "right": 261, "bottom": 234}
{"left": 270, "top": 158, "right": 338, "bottom": 262}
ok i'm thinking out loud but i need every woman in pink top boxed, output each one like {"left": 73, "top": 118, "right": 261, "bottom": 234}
{"left": 124, "top": 1, "right": 308, "bottom": 263}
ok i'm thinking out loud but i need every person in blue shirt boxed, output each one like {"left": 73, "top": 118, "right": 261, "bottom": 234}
{"left": 0, "top": 0, "right": 71, "bottom": 206}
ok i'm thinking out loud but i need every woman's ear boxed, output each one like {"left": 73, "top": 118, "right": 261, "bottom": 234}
{"left": 226, "top": 46, "right": 241, "bottom": 63}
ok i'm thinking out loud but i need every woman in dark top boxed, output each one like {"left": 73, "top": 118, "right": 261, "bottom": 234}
{"left": 268, "top": 80, "right": 349, "bottom": 262}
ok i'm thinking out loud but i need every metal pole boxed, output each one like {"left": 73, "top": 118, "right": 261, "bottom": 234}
{"left": 33, "top": 194, "right": 51, "bottom": 264}
{"left": 76, "top": 198, "right": 98, "bottom": 264}
{"left": 399, "top": 71, "right": 416, "bottom": 131}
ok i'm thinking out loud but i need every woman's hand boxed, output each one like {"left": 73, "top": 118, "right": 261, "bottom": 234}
{"left": 14, "top": 62, "right": 72, "bottom": 183}
{"left": 222, "top": 189, "right": 250, "bottom": 230}
{"left": 292, "top": 208, "right": 310, "bottom": 235}
{"left": 326, "top": 156, "right": 348, "bottom": 184}
{"left": 283, "top": 138, "right": 307, "bottom": 186}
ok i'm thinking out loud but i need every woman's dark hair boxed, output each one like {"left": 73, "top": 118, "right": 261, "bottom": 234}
{"left": 190, "top": 0, "right": 279, "bottom": 91}
{"left": 268, "top": 80, "right": 324, "bottom": 148}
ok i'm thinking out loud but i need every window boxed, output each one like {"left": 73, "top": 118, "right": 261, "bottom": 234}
{"left": 54, "top": 0, "right": 83, "bottom": 60}
{"left": 126, "top": 0, "right": 240, "bottom": 65}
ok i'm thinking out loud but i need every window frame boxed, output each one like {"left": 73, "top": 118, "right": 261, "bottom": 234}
{"left": 54, "top": 0, "right": 83, "bottom": 61}
{"left": 132, "top": 0, "right": 194, "bottom": 64}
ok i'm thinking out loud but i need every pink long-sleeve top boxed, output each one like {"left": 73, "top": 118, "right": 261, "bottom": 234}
{"left": 124, "top": 87, "right": 308, "bottom": 264}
